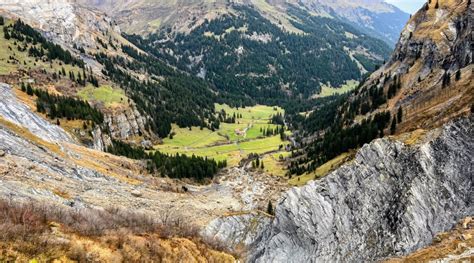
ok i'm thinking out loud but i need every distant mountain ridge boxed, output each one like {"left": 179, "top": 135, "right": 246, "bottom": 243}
{"left": 79, "top": 0, "right": 409, "bottom": 45}
{"left": 124, "top": 3, "right": 392, "bottom": 106}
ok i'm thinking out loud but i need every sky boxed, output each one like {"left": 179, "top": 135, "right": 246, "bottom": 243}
{"left": 385, "top": 0, "right": 426, "bottom": 14}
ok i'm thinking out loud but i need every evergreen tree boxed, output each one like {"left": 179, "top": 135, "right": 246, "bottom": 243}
{"left": 390, "top": 118, "right": 397, "bottom": 135}
{"left": 267, "top": 201, "right": 274, "bottom": 215}
{"left": 3, "top": 27, "right": 10, "bottom": 39}
{"left": 455, "top": 70, "right": 461, "bottom": 81}
{"left": 397, "top": 107, "right": 403, "bottom": 123}
{"left": 26, "top": 83, "right": 34, "bottom": 96}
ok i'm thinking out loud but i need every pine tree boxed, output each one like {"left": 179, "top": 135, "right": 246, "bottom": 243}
{"left": 397, "top": 107, "right": 403, "bottom": 123}
{"left": 455, "top": 70, "right": 461, "bottom": 81}
{"left": 267, "top": 201, "right": 274, "bottom": 215}
{"left": 390, "top": 118, "right": 397, "bottom": 135}
{"left": 0, "top": 16, "right": 4, "bottom": 26}
{"left": 26, "top": 83, "right": 33, "bottom": 96}
{"left": 3, "top": 28, "right": 10, "bottom": 39}
{"left": 260, "top": 161, "right": 265, "bottom": 170}
{"left": 280, "top": 126, "right": 286, "bottom": 140}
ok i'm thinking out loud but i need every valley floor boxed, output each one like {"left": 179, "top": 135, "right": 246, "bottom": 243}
{"left": 0, "top": 82, "right": 288, "bottom": 261}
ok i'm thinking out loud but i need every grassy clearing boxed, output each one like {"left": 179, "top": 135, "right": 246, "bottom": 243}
{"left": 77, "top": 85, "right": 127, "bottom": 107}
{"left": 315, "top": 80, "right": 359, "bottom": 98}
{"left": 289, "top": 152, "right": 354, "bottom": 186}
{"left": 154, "top": 104, "right": 289, "bottom": 168}
{"left": 261, "top": 154, "right": 287, "bottom": 177}
{"left": 215, "top": 104, "right": 284, "bottom": 123}
{"left": 250, "top": 0, "right": 303, "bottom": 34}
{"left": 162, "top": 125, "right": 227, "bottom": 148}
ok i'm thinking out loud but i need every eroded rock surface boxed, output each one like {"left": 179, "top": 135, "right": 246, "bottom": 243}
{"left": 204, "top": 212, "right": 272, "bottom": 251}
{"left": 103, "top": 106, "right": 151, "bottom": 142}
{"left": 0, "top": 0, "right": 114, "bottom": 50}
{"left": 249, "top": 117, "right": 473, "bottom": 262}
{"left": 0, "top": 83, "right": 74, "bottom": 143}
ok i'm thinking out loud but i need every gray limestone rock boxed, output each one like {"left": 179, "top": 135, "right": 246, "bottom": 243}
{"left": 0, "top": 83, "right": 74, "bottom": 143}
{"left": 249, "top": 117, "right": 473, "bottom": 262}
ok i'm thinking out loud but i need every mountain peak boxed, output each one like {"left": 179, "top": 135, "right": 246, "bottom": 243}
{"left": 77, "top": 0, "right": 408, "bottom": 44}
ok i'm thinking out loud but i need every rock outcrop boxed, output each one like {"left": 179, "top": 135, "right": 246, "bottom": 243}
{"left": 0, "top": 0, "right": 115, "bottom": 51}
{"left": 204, "top": 212, "right": 272, "bottom": 252}
{"left": 91, "top": 125, "right": 112, "bottom": 151}
{"left": 103, "top": 106, "right": 151, "bottom": 142}
{"left": 0, "top": 83, "right": 74, "bottom": 143}
{"left": 246, "top": 116, "right": 473, "bottom": 262}
{"left": 356, "top": 0, "right": 473, "bottom": 133}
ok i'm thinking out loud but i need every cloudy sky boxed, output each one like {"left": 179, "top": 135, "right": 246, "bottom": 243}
{"left": 385, "top": 0, "right": 426, "bottom": 13}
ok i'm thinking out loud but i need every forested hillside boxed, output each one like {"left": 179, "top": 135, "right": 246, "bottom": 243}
{"left": 288, "top": 0, "right": 473, "bottom": 177}
{"left": 126, "top": 5, "right": 390, "bottom": 106}
{"left": 96, "top": 47, "right": 217, "bottom": 137}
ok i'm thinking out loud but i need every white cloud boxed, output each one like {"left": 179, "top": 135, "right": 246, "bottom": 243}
{"left": 385, "top": 0, "right": 426, "bottom": 13}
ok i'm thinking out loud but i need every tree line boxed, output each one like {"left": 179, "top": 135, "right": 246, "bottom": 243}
{"left": 22, "top": 83, "right": 104, "bottom": 125}
{"left": 106, "top": 140, "right": 227, "bottom": 181}
{"left": 4, "top": 19, "right": 84, "bottom": 67}
{"left": 95, "top": 45, "right": 216, "bottom": 138}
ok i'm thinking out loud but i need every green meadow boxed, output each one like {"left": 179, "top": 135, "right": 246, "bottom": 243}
{"left": 154, "top": 104, "right": 290, "bottom": 167}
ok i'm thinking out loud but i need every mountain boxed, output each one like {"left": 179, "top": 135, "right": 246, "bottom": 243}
{"left": 299, "top": 0, "right": 410, "bottom": 45}
{"left": 0, "top": 0, "right": 472, "bottom": 262}
{"left": 288, "top": 0, "right": 473, "bottom": 175}
{"left": 125, "top": 4, "right": 391, "bottom": 106}
{"left": 204, "top": 0, "right": 473, "bottom": 261}
{"left": 80, "top": 0, "right": 409, "bottom": 45}
{"left": 0, "top": 0, "right": 223, "bottom": 140}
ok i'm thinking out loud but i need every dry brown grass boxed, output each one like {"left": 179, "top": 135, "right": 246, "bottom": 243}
{"left": 0, "top": 199, "right": 236, "bottom": 262}
{"left": 385, "top": 217, "right": 473, "bottom": 262}
{"left": 52, "top": 188, "right": 72, "bottom": 200}
{"left": 0, "top": 116, "right": 63, "bottom": 157}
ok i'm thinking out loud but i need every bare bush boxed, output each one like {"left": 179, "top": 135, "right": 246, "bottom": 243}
{"left": 0, "top": 198, "right": 232, "bottom": 261}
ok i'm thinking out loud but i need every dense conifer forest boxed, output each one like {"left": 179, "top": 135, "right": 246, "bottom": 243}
{"left": 95, "top": 46, "right": 217, "bottom": 137}
{"left": 107, "top": 140, "right": 226, "bottom": 181}
{"left": 288, "top": 73, "right": 405, "bottom": 175}
{"left": 126, "top": 5, "right": 389, "bottom": 107}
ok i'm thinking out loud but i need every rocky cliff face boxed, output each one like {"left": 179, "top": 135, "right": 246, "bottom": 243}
{"left": 103, "top": 106, "right": 151, "bottom": 143}
{"left": 245, "top": 116, "right": 472, "bottom": 262}
{"left": 205, "top": 116, "right": 473, "bottom": 261}
{"left": 0, "top": 83, "right": 75, "bottom": 144}
{"left": 0, "top": 0, "right": 115, "bottom": 51}
{"left": 344, "top": 0, "right": 472, "bottom": 134}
